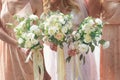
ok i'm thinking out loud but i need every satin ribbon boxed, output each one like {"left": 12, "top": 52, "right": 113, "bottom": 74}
{"left": 70, "top": 55, "right": 83, "bottom": 80}
{"left": 57, "top": 45, "right": 66, "bottom": 80}
{"left": 33, "top": 49, "right": 44, "bottom": 80}
{"left": 75, "top": 55, "right": 83, "bottom": 80}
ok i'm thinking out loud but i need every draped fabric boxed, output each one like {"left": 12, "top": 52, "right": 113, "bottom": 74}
{"left": 0, "top": 1, "right": 34, "bottom": 80}
{"left": 44, "top": 0, "right": 98, "bottom": 80}
{"left": 100, "top": 0, "right": 120, "bottom": 80}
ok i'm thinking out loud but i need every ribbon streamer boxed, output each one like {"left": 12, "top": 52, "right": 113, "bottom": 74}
{"left": 57, "top": 45, "right": 66, "bottom": 80}
{"left": 33, "top": 49, "right": 44, "bottom": 80}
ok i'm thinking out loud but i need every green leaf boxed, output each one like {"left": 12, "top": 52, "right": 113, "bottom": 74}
{"left": 86, "top": 48, "right": 89, "bottom": 54}
{"left": 90, "top": 32, "right": 96, "bottom": 39}
{"left": 79, "top": 54, "right": 83, "bottom": 61}
{"left": 83, "top": 56, "right": 85, "bottom": 64}
{"left": 99, "top": 39, "right": 106, "bottom": 45}
{"left": 90, "top": 43, "right": 95, "bottom": 52}
{"left": 66, "top": 56, "right": 71, "bottom": 63}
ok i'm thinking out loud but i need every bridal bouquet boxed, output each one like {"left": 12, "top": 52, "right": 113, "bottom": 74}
{"left": 67, "top": 17, "right": 110, "bottom": 62}
{"left": 14, "top": 15, "right": 43, "bottom": 49}
{"left": 40, "top": 11, "right": 73, "bottom": 80}
{"left": 9, "top": 14, "right": 45, "bottom": 80}
{"left": 40, "top": 11, "right": 73, "bottom": 47}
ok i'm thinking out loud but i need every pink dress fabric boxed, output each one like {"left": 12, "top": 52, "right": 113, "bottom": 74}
{"left": 0, "top": 1, "right": 34, "bottom": 80}
{"left": 100, "top": 0, "right": 120, "bottom": 80}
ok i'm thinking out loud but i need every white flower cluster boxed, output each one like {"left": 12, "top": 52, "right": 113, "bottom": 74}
{"left": 69, "top": 17, "right": 110, "bottom": 56}
{"left": 14, "top": 14, "right": 43, "bottom": 49}
{"left": 41, "top": 11, "right": 73, "bottom": 45}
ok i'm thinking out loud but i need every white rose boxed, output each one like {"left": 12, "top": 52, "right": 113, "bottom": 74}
{"left": 25, "top": 40, "right": 32, "bottom": 48}
{"left": 88, "top": 19, "right": 95, "bottom": 26}
{"left": 22, "top": 33, "right": 27, "bottom": 39}
{"left": 59, "top": 16, "right": 65, "bottom": 24}
{"left": 30, "top": 25, "right": 40, "bottom": 34}
{"left": 29, "top": 14, "right": 38, "bottom": 20}
{"left": 31, "top": 39, "right": 38, "bottom": 45}
{"left": 75, "top": 33, "right": 81, "bottom": 40}
{"left": 84, "top": 34, "right": 92, "bottom": 43}
{"left": 78, "top": 44, "right": 89, "bottom": 53}
{"left": 61, "top": 27, "right": 68, "bottom": 34}
{"left": 18, "top": 38, "right": 24, "bottom": 44}
{"left": 95, "top": 36, "right": 101, "bottom": 42}
{"left": 27, "top": 33, "right": 35, "bottom": 39}
{"left": 74, "top": 41, "right": 81, "bottom": 49}
{"left": 84, "top": 26, "right": 92, "bottom": 34}
{"left": 65, "top": 22, "right": 72, "bottom": 30}
{"left": 103, "top": 41, "right": 110, "bottom": 49}
{"left": 48, "top": 26, "right": 58, "bottom": 35}
{"left": 95, "top": 18, "right": 102, "bottom": 25}
{"left": 72, "top": 31, "right": 77, "bottom": 36}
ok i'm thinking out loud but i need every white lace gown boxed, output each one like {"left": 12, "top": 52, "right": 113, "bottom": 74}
{"left": 43, "top": 2, "right": 98, "bottom": 80}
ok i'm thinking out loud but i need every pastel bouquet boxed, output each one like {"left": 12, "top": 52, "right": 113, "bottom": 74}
{"left": 40, "top": 11, "right": 73, "bottom": 47}
{"left": 14, "top": 15, "right": 43, "bottom": 50}
{"left": 67, "top": 17, "right": 110, "bottom": 62}
{"left": 9, "top": 14, "right": 45, "bottom": 80}
{"left": 40, "top": 11, "right": 73, "bottom": 80}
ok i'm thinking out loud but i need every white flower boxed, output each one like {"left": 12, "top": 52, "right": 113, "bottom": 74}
{"left": 18, "top": 38, "right": 24, "bottom": 44}
{"left": 21, "top": 33, "right": 27, "bottom": 39}
{"left": 103, "top": 41, "right": 110, "bottom": 49}
{"left": 27, "top": 33, "right": 35, "bottom": 39}
{"left": 84, "top": 34, "right": 92, "bottom": 43}
{"left": 88, "top": 19, "right": 95, "bottom": 26}
{"left": 75, "top": 33, "right": 81, "bottom": 40}
{"left": 29, "top": 14, "right": 38, "bottom": 20}
{"left": 54, "top": 32, "right": 64, "bottom": 41}
{"left": 48, "top": 26, "right": 58, "bottom": 35}
{"left": 73, "top": 41, "right": 81, "bottom": 49}
{"left": 78, "top": 44, "right": 89, "bottom": 53}
{"left": 59, "top": 16, "right": 65, "bottom": 24}
{"left": 95, "top": 18, "right": 102, "bottom": 25}
{"left": 30, "top": 25, "right": 40, "bottom": 35}
{"left": 69, "top": 42, "right": 75, "bottom": 50}
{"left": 95, "top": 36, "right": 101, "bottom": 42}
{"left": 61, "top": 27, "right": 68, "bottom": 34}
{"left": 72, "top": 31, "right": 77, "bottom": 36}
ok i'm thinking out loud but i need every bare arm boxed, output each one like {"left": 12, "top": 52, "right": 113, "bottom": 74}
{"left": 0, "top": 21, "right": 18, "bottom": 46}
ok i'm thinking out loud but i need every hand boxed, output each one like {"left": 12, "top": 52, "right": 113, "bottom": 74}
{"left": 49, "top": 42, "right": 57, "bottom": 51}
{"left": 68, "top": 49, "right": 77, "bottom": 56}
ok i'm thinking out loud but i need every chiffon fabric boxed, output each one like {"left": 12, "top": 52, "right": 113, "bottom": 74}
{"left": 0, "top": 1, "right": 34, "bottom": 80}
{"left": 100, "top": 0, "right": 120, "bottom": 80}
{"left": 43, "top": 0, "right": 98, "bottom": 80}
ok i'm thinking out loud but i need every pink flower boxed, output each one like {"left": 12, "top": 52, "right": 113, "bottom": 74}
{"left": 68, "top": 49, "right": 77, "bottom": 56}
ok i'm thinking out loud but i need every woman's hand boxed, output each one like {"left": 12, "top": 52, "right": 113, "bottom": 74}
{"left": 49, "top": 42, "right": 57, "bottom": 51}
{"left": 68, "top": 49, "right": 77, "bottom": 56}
{"left": 0, "top": 26, "right": 18, "bottom": 47}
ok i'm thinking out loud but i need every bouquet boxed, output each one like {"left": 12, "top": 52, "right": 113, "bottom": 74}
{"left": 67, "top": 17, "right": 110, "bottom": 62}
{"left": 40, "top": 11, "right": 73, "bottom": 80}
{"left": 40, "top": 11, "right": 73, "bottom": 47}
{"left": 8, "top": 14, "right": 45, "bottom": 80}
{"left": 14, "top": 14, "right": 43, "bottom": 50}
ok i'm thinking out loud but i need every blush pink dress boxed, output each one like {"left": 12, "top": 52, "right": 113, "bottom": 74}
{"left": 100, "top": 0, "right": 120, "bottom": 80}
{"left": 0, "top": 1, "right": 34, "bottom": 80}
